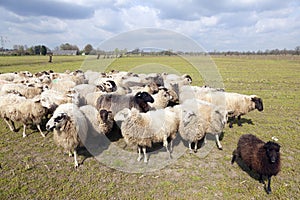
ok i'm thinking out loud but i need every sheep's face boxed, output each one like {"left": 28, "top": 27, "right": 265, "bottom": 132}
{"left": 104, "top": 80, "right": 117, "bottom": 92}
{"left": 264, "top": 141, "right": 280, "bottom": 164}
{"left": 99, "top": 109, "right": 112, "bottom": 123}
{"left": 46, "top": 113, "right": 68, "bottom": 131}
{"left": 135, "top": 92, "right": 154, "bottom": 103}
{"left": 251, "top": 96, "right": 263, "bottom": 111}
{"left": 182, "top": 110, "right": 196, "bottom": 126}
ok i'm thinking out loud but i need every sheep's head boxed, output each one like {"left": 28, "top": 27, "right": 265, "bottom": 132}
{"left": 182, "top": 110, "right": 196, "bottom": 127}
{"left": 46, "top": 112, "right": 69, "bottom": 131}
{"left": 182, "top": 74, "right": 192, "bottom": 84}
{"left": 99, "top": 109, "right": 112, "bottom": 123}
{"left": 135, "top": 92, "right": 154, "bottom": 103}
{"left": 264, "top": 141, "right": 280, "bottom": 164}
{"left": 251, "top": 96, "right": 263, "bottom": 111}
{"left": 104, "top": 80, "right": 117, "bottom": 92}
{"left": 135, "top": 92, "right": 154, "bottom": 112}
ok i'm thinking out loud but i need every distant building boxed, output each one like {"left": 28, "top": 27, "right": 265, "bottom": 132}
{"left": 52, "top": 50, "right": 78, "bottom": 55}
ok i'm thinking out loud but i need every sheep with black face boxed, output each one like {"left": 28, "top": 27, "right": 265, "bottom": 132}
{"left": 231, "top": 134, "right": 281, "bottom": 194}
{"left": 46, "top": 103, "right": 88, "bottom": 168}
{"left": 95, "top": 91, "right": 154, "bottom": 116}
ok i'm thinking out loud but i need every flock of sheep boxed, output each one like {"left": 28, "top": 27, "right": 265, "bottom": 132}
{"left": 0, "top": 69, "right": 280, "bottom": 194}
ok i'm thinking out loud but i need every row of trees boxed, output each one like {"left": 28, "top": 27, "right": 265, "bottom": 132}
{"left": 2, "top": 43, "right": 300, "bottom": 56}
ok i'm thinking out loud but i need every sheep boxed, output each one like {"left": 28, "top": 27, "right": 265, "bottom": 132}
{"left": 162, "top": 73, "right": 192, "bottom": 90}
{"left": 114, "top": 107, "right": 179, "bottom": 163}
{"left": 46, "top": 103, "right": 88, "bottom": 168}
{"left": 40, "top": 89, "right": 80, "bottom": 114}
{"left": 74, "top": 84, "right": 100, "bottom": 106}
{"left": 173, "top": 98, "right": 227, "bottom": 150}
{"left": 50, "top": 79, "right": 76, "bottom": 93}
{"left": 231, "top": 134, "right": 281, "bottom": 194}
{"left": 177, "top": 109, "right": 207, "bottom": 153}
{"left": 0, "top": 94, "right": 26, "bottom": 133}
{"left": 195, "top": 91, "right": 263, "bottom": 128}
{"left": 80, "top": 105, "right": 114, "bottom": 135}
{"left": 129, "top": 82, "right": 159, "bottom": 95}
{"left": 149, "top": 87, "right": 172, "bottom": 110}
{"left": 0, "top": 94, "right": 47, "bottom": 137}
{"left": 0, "top": 83, "right": 44, "bottom": 98}
{"left": 96, "top": 91, "right": 154, "bottom": 116}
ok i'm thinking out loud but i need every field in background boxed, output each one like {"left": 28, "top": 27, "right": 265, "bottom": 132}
{"left": 0, "top": 55, "right": 299, "bottom": 199}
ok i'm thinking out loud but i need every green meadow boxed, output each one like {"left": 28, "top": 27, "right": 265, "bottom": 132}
{"left": 0, "top": 55, "right": 299, "bottom": 199}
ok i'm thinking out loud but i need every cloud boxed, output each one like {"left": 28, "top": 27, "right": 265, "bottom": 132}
{"left": 0, "top": 0, "right": 299, "bottom": 51}
{"left": 0, "top": 0, "right": 94, "bottom": 19}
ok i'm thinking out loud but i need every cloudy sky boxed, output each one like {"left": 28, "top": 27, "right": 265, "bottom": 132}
{"left": 0, "top": 0, "right": 299, "bottom": 52}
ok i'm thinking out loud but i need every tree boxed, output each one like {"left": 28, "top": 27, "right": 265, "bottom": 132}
{"left": 295, "top": 46, "right": 300, "bottom": 55}
{"left": 84, "top": 44, "right": 93, "bottom": 55}
{"left": 41, "top": 45, "right": 47, "bottom": 55}
{"left": 60, "top": 43, "right": 79, "bottom": 51}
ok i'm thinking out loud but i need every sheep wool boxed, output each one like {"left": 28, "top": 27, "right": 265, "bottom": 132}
{"left": 232, "top": 134, "right": 281, "bottom": 194}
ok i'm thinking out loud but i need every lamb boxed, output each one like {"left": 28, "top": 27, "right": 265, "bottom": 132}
{"left": 114, "top": 107, "right": 179, "bottom": 163}
{"left": 80, "top": 105, "right": 114, "bottom": 135}
{"left": 231, "top": 134, "right": 281, "bottom": 194}
{"left": 149, "top": 87, "right": 172, "bottom": 110}
{"left": 96, "top": 91, "right": 154, "bottom": 116}
{"left": 46, "top": 103, "right": 88, "bottom": 168}
{"left": 196, "top": 91, "right": 263, "bottom": 128}
{"left": 0, "top": 94, "right": 47, "bottom": 137}
{"left": 173, "top": 98, "right": 227, "bottom": 150}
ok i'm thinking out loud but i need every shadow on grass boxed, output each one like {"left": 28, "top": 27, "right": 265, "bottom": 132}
{"left": 232, "top": 153, "right": 271, "bottom": 194}
{"left": 228, "top": 117, "right": 254, "bottom": 128}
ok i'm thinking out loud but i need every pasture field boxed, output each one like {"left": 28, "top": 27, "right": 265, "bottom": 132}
{"left": 0, "top": 55, "right": 299, "bottom": 199}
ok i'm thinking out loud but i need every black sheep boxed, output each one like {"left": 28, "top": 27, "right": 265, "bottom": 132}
{"left": 231, "top": 134, "right": 281, "bottom": 194}
{"left": 96, "top": 91, "right": 154, "bottom": 116}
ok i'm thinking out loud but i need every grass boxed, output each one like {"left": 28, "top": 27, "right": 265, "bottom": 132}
{"left": 0, "top": 55, "right": 299, "bottom": 199}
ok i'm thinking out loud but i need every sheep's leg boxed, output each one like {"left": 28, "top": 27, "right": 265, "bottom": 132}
{"left": 22, "top": 124, "right": 27, "bottom": 138}
{"left": 169, "top": 140, "right": 173, "bottom": 153}
{"left": 4, "top": 118, "right": 15, "bottom": 132}
{"left": 188, "top": 142, "right": 193, "bottom": 154}
{"left": 215, "top": 134, "right": 223, "bottom": 150}
{"left": 231, "top": 150, "right": 237, "bottom": 164}
{"left": 237, "top": 115, "right": 242, "bottom": 126}
{"left": 74, "top": 150, "right": 79, "bottom": 168}
{"left": 229, "top": 116, "right": 235, "bottom": 128}
{"left": 69, "top": 151, "right": 73, "bottom": 157}
{"left": 142, "top": 147, "right": 148, "bottom": 163}
{"left": 266, "top": 176, "right": 272, "bottom": 194}
{"left": 163, "top": 138, "right": 172, "bottom": 159}
{"left": 194, "top": 141, "right": 198, "bottom": 153}
{"left": 137, "top": 146, "right": 143, "bottom": 162}
{"left": 36, "top": 124, "right": 46, "bottom": 138}
{"left": 204, "top": 135, "right": 207, "bottom": 144}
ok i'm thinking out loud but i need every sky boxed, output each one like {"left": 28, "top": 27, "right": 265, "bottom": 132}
{"left": 0, "top": 0, "right": 299, "bottom": 52}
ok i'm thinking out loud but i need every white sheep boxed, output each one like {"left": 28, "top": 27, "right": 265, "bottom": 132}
{"left": 149, "top": 87, "right": 172, "bottom": 110}
{"left": 40, "top": 89, "right": 80, "bottom": 113}
{"left": 74, "top": 84, "right": 100, "bottom": 106}
{"left": 173, "top": 98, "right": 227, "bottom": 150}
{"left": 0, "top": 94, "right": 47, "bottom": 137}
{"left": 80, "top": 105, "right": 114, "bottom": 135}
{"left": 193, "top": 91, "right": 263, "bottom": 128}
{"left": 46, "top": 103, "right": 88, "bottom": 168}
{"left": 0, "top": 83, "right": 44, "bottom": 98}
{"left": 177, "top": 109, "right": 207, "bottom": 153}
{"left": 114, "top": 107, "right": 179, "bottom": 163}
